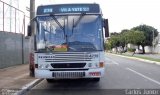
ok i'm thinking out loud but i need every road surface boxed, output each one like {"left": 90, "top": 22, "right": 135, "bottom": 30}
{"left": 27, "top": 54, "right": 160, "bottom": 95}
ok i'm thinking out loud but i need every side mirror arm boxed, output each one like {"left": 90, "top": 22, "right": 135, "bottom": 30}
{"left": 27, "top": 25, "right": 32, "bottom": 36}
{"left": 103, "top": 19, "right": 109, "bottom": 37}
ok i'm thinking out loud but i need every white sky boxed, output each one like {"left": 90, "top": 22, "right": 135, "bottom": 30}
{"left": 24, "top": 0, "right": 160, "bottom": 33}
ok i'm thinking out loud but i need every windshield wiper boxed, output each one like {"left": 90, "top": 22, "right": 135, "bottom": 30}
{"left": 71, "top": 13, "right": 86, "bottom": 35}
{"left": 50, "top": 14, "right": 65, "bottom": 31}
{"left": 73, "top": 13, "right": 86, "bottom": 28}
{"left": 50, "top": 14, "right": 66, "bottom": 41}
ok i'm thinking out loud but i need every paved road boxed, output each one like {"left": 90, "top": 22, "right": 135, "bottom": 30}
{"left": 27, "top": 54, "right": 160, "bottom": 95}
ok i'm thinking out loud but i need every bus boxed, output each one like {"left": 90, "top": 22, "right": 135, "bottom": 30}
{"left": 28, "top": 3, "right": 109, "bottom": 82}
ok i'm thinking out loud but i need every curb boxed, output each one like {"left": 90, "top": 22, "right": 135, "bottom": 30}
{"left": 16, "top": 79, "right": 43, "bottom": 95}
{"left": 108, "top": 53, "right": 160, "bottom": 66}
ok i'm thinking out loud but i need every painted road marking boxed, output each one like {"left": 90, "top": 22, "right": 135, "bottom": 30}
{"left": 105, "top": 60, "right": 119, "bottom": 65}
{"left": 105, "top": 57, "right": 119, "bottom": 65}
{"left": 112, "top": 61, "right": 119, "bottom": 65}
{"left": 126, "top": 68, "right": 160, "bottom": 86}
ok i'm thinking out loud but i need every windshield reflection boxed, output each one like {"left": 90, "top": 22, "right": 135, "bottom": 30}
{"left": 36, "top": 15, "right": 103, "bottom": 52}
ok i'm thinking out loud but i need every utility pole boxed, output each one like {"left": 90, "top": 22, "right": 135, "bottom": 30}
{"left": 30, "top": 0, "right": 35, "bottom": 35}
{"left": 10, "top": 0, "right": 12, "bottom": 32}
{"left": 152, "top": 30, "right": 155, "bottom": 54}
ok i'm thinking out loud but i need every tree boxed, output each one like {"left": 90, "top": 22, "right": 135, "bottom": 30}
{"left": 108, "top": 35, "right": 121, "bottom": 53}
{"left": 104, "top": 40, "right": 112, "bottom": 51}
{"left": 128, "top": 30, "right": 145, "bottom": 49}
{"left": 131, "top": 24, "right": 159, "bottom": 53}
{"left": 121, "top": 29, "right": 129, "bottom": 34}
{"left": 119, "top": 29, "right": 130, "bottom": 50}
{"left": 110, "top": 32, "right": 119, "bottom": 36}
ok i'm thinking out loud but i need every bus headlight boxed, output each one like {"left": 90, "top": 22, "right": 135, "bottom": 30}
{"left": 38, "top": 64, "right": 50, "bottom": 69}
{"left": 95, "top": 63, "right": 99, "bottom": 67}
{"left": 88, "top": 63, "right": 92, "bottom": 67}
{"left": 44, "top": 64, "right": 50, "bottom": 68}
{"left": 38, "top": 64, "right": 43, "bottom": 69}
{"left": 88, "top": 63, "right": 99, "bottom": 68}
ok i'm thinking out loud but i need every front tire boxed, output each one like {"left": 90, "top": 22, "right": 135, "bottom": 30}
{"left": 29, "top": 65, "right": 35, "bottom": 77}
{"left": 46, "top": 79, "right": 54, "bottom": 83}
{"left": 92, "top": 78, "right": 100, "bottom": 82}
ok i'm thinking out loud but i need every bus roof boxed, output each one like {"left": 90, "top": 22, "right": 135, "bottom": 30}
{"left": 37, "top": 3, "right": 101, "bottom": 15}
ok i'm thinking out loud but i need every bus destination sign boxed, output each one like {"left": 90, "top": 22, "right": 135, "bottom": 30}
{"left": 37, "top": 4, "right": 100, "bottom": 15}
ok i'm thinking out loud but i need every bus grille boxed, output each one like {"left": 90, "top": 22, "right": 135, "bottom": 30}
{"left": 42, "top": 52, "right": 92, "bottom": 63}
{"left": 51, "top": 63, "right": 86, "bottom": 68}
{"left": 53, "top": 72, "right": 85, "bottom": 78}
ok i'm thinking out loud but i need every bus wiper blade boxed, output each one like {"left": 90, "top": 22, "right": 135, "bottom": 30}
{"left": 50, "top": 14, "right": 66, "bottom": 40}
{"left": 71, "top": 13, "right": 85, "bottom": 34}
{"left": 73, "top": 13, "right": 86, "bottom": 28}
{"left": 50, "top": 14, "right": 65, "bottom": 31}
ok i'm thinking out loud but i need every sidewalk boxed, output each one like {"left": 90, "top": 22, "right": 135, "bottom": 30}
{"left": 108, "top": 52, "right": 160, "bottom": 65}
{"left": 123, "top": 52, "right": 160, "bottom": 60}
{"left": 0, "top": 64, "right": 42, "bottom": 95}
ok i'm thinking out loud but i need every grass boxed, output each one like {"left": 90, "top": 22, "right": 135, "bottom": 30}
{"left": 133, "top": 56, "right": 160, "bottom": 62}
{"left": 120, "top": 53, "right": 160, "bottom": 62}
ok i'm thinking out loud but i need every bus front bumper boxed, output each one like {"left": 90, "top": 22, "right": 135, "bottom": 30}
{"left": 35, "top": 68, "right": 105, "bottom": 79}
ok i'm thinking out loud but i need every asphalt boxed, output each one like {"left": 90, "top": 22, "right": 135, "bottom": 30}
{"left": 0, "top": 53, "right": 160, "bottom": 95}
{"left": 26, "top": 54, "right": 160, "bottom": 95}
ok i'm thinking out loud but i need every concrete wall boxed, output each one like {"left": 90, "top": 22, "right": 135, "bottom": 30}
{"left": 144, "top": 46, "right": 152, "bottom": 53}
{"left": 0, "top": 31, "right": 29, "bottom": 69}
{"left": 154, "top": 45, "right": 160, "bottom": 53}
{"left": 127, "top": 43, "right": 137, "bottom": 49}
{"left": 154, "top": 33, "right": 160, "bottom": 53}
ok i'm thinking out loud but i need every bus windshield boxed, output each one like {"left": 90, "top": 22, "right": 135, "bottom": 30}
{"left": 36, "top": 15, "right": 104, "bottom": 52}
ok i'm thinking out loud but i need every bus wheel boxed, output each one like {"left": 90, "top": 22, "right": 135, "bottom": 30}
{"left": 46, "top": 79, "right": 54, "bottom": 83}
{"left": 29, "top": 66, "right": 35, "bottom": 77}
{"left": 30, "top": 69, "right": 35, "bottom": 77}
{"left": 93, "top": 78, "right": 100, "bottom": 82}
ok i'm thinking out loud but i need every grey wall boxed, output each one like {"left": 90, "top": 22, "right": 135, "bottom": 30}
{"left": 0, "top": 31, "right": 29, "bottom": 69}
{"left": 153, "top": 33, "right": 160, "bottom": 54}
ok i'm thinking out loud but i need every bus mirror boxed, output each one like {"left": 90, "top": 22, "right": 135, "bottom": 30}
{"left": 103, "top": 19, "right": 109, "bottom": 37}
{"left": 27, "top": 25, "right": 32, "bottom": 36}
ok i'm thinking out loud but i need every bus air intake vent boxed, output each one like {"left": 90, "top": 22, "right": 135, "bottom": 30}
{"left": 51, "top": 63, "right": 86, "bottom": 68}
{"left": 53, "top": 72, "right": 85, "bottom": 78}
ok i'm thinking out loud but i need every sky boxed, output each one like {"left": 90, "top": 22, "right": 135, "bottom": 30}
{"left": 23, "top": 0, "right": 160, "bottom": 33}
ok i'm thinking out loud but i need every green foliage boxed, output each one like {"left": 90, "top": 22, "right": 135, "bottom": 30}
{"left": 121, "top": 29, "right": 129, "bottom": 34}
{"left": 126, "top": 30, "right": 145, "bottom": 45}
{"left": 109, "top": 35, "right": 120, "bottom": 48}
{"left": 104, "top": 41, "right": 112, "bottom": 50}
{"left": 110, "top": 32, "right": 119, "bottom": 36}
{"left": 131, "top": 24, "right": 158, "bottom": 46}
{"left": 131, "top": 24, "right": 158, "bottom": 53}
{"left": 105, "top": 35, "right": 120, "bottom": 51}
{"left": 120, "top": 29, "right": 130, "bottom": 45}
{"left": 106, "top": 24, "right": 159, "bottom": 54}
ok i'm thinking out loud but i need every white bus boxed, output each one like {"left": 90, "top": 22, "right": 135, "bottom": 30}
{"left": 28, "top": 3, "right": 109, "bottom": 82}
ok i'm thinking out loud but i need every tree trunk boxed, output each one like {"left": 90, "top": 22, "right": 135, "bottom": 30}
{"left": 142, "top": 45, "right": 145, "bottom": 54}
{"left": 122, "top": 46, "right": 125, "bottom": 52}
